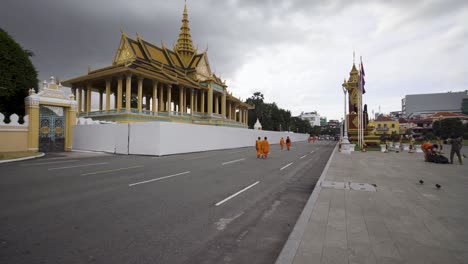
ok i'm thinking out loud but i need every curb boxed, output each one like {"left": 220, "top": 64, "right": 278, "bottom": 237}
{"left": 0, "top": 153, "right": 45, "bottom": 164}
{"left": 275, "top": 143, "right": 338, "bottom": 264}
{"left": 72, "top": 149, "right": 109, "bottom": 154}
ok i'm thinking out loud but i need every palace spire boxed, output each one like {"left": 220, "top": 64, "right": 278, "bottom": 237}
{"left": 175, "top": 1, "right": 196, "bottom": 67}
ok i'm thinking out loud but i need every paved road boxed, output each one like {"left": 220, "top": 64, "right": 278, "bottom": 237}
{"left": 0, "top": 141, "right": 335, "bottom": 264}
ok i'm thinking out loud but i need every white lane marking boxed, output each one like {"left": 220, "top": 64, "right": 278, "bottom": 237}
{"left": 310, "top": 150, "right": 315, "bottom": 154}
{"left": 48, "top": 162, "right": 108, "bottom": 171}
{"left": 280, "top": 162, "right": 294, "bottom": 171}
{"left": 184, "top": 155, "right": 213, "bottom": 161}
{"left": 82, "top": 165, "right": 144, "bottom": 176}
{"left": 300, "top": 155, "right": 308, "bottom": 159}
{"left": 222, "top": 158, "right": 245, "bottom": 166}
{"left": 228, "top": 150, "right": 247, "bottom": 154}
{"left": 129, "top": 171, "right": 191, "bottom": 187}
{"left": 20, "top": 160, "right": 78, "bottom": 167}
{"left": 215, "top": 181, "right": 260, "bottom": 206}
{"left": 215, "top": 212, "right": 244, "bottom": 231}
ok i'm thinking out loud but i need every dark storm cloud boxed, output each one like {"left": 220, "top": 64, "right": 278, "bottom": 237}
{"left": 0, "top": 0, "right": 343, "bottom": 84}
{"left": 0, "top": 0, "right": 466, "bottom": 86}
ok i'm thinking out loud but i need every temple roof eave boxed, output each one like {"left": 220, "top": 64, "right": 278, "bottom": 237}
{"left": 63, "top": 64, "right": 202, "bottom": 90}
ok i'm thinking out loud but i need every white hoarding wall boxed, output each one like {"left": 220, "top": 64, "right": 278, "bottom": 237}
{"left": 72, "top": 123, "right": 129, "bottom": 154}
{"left": 73, "top": 121, "right": 308, "bottom": 156}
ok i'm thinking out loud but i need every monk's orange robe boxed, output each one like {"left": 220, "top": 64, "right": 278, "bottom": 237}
{"left": 256, "top": 140, "right": 263, "bottom": 158}
{"left": 286, "top": 139, "right": 291, "bottom": 150}
{"left": 262, "top": 140, "right": 270, "bottom": 158}
{"left": 280, "top": 138, "right": 285, "bottom": 150}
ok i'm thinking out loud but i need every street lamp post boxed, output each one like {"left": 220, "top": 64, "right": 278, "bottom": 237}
{"left": 341, "top": 84, "right": 351, "bottom": 153}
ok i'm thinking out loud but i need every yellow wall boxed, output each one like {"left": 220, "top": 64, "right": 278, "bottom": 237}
{"left": 373, "top": 120, "right": 399, "bottom": 135}
{"left": 0, "top": 130, "right": 28, "bottom": 152}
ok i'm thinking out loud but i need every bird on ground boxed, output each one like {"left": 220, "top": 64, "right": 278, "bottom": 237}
{"left": 419, "top": 180, "right": 424, "bottom": 184}
{"left": 435, "top": 184, "right": 441, "bottom": 189}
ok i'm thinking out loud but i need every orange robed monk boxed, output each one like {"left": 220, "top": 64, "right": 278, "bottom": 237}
{"left": 280, "top": 137, "right": 285, "bottom": 150}
{"left": 262, "top": 137, "right": 270, "bottom": 158}
{"left": 286, "top": 136, "right": 291, "bottom": 150}
{"left": 256, "top": 137, "right": 263, "bottom": 158}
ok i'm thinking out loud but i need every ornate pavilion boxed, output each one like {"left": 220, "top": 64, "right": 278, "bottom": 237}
{"left": 63, "top": 4, "right": 252, "bottom": 127}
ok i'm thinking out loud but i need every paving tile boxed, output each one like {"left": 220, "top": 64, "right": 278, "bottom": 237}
{"left": 290, "top": 147, "right": 468, "bottom": 264}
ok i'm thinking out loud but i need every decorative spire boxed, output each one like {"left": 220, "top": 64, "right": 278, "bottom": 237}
{"left": 175, "top": 1, "right": 195, "bottom": 66}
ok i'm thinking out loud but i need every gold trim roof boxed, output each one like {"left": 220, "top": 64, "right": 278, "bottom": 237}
{"left": 63, "top": 4, "right": 250, "bottom": 106}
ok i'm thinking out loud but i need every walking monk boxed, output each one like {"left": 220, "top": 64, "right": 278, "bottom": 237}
{"left": 280, "top": 137, "right": 285, "bottom": 150}
{"left": 256, "top": 137, "right": 263, "bottom": 158}
{"left": 286, "top": 136, "right": 292, "bottom": 151}
{"left": 262, "top": 137, "right": 270, "bottom": 158}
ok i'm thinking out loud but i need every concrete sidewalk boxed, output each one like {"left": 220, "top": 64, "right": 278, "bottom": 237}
{"left": 277, "top": 146, "right": 468, "bottom": 264}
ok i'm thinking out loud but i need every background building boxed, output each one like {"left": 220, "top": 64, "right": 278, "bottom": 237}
{"left": 320, "top": 117, "right": 327, "bottom": 126}
{"left": 371, "top": 116, "right": 399, "bottom": 136}
{"left": 402, "top": 91, "right": 468, "bottom": 118}
{"left": 299, "top": 111, "right": 321, "bottom": 127}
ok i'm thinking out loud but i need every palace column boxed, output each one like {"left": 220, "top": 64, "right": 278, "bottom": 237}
{"left": 117, "top": 76, "right": 123, "bottom": 111}
{"left": 179, "top": 86, "right": 183, "bottom": 114}
{"left": 99, "top": 90, "right": 103, "bottom": 111}
{"left": 113, "top": 87, "right": 117, "bottom": 109}
{"left": 86, "top": 83, "right": 92, "bottom": 113}
{"left": 245, "top": 110, "right": 248, "bottom": 125}
{"left": 190, "top": 88, "right": 194, "bottom": 115}
{"left": 152, "top": 81, "right": 158, "bottom": 113}
{"left": 239, "top": 108, "right": 243, "bottom": 123}
{"left": 183, "top": 87, "right": 187, "bottom": 113}
{"left": 82, "top": 87, "right": 86, "bottom": 113}
{"left": 214, "top": 95, "right": 219, "bottom": 114}
{"left": 201, "top": 90, "right": 205, "bottom": 113}
{"left": 77, "top": 88, "right": 82, "bottom": 114}
{"left": 233, "top": 105, "right": 236, "bottom": 121}
{"left": 167, "top": 84, "right": 172, "bottom": 113}
{"left": 221, "top": 91, "right": 226, "bottom": 118}
{"left": 159, "top": 83, "right": 164, "bottom": 111}
{"left": 105, "top": 79, "right": 111, "bottom": 112}
{"left": 125, "top": 74, "right": 132, "bottom": 111}
{"left": 145, "top": 94, "right": 151, "bottom": 111}
{"left": 194, "top": 90, "right": 198, "bottom": 113}
{"left": 137, "top": 76, "right": 143, "bottom": 112}
{"left": 207, "top": 86, "right": 213, "bottom": 115}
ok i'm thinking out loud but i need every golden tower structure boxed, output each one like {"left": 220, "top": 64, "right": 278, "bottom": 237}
{"left": 343, "top": 63, "right": 379, "bottom": 144}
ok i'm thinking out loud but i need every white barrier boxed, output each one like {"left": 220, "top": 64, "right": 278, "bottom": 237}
{"left": 73, "top": 121, "right": 309, "bottom": 156}
{"left": 72, "top": 124, "right": 129, "bottom": 154}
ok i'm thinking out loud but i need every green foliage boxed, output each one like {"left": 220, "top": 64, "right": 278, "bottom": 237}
{"left": 245, "top": 92, "right": 313, "bottom": 133}
{"left": 390, "top": 131, "right": 400, "bottom": 142}
{"left": 0, "top": 28, "right": 39, "bottom": 117}
{"left": 433, "top": 119, "right": 464, "bottom": 139}
{"left": 246, "top": 92, "right": 292, "bottom": 131}
{"left": 424, "top": 132, "right": 436, "bottom": 141}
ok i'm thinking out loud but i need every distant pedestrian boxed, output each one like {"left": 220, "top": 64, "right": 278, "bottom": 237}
{"left": 286, "top": 136, "right": 291, "bottom": 151}
{"left": 262, "top": 137, "right": 270, "bottom": 158}
{"left": 280, "top": 137, "right": 285, "bottom": 151}
{"left": 256, "top": 137, "right": 263, "bottom": 158}
{"left": 448, "top": 135, "right": 463, "bottom": 165}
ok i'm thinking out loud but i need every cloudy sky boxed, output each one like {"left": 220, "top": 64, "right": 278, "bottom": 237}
{"left": 1, "top": 0, "right": 467, "bottom": 120}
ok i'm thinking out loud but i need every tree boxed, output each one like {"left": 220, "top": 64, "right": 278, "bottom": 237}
{"left": 0, "top": 28, "right": 39, "bottom": 118}
{"left": 433, "top": 119, "right": 463, "bottom": 139}
{"left": 245, "top": 92, "right": 293, "bottom": 131}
